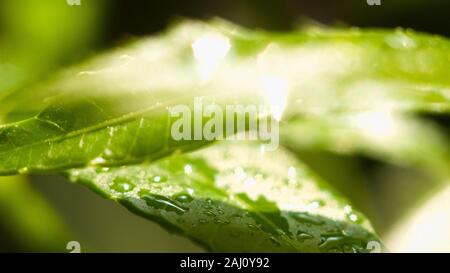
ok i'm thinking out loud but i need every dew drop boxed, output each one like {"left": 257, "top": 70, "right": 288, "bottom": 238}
{"left": 149, "top": 175, "right": 167, "bottom": 183}
{"left": 202, "top": 198, "right": 214, "bottom": 209}
{"left": 319, "top": 236, "right": 345, "bottom": 251}
{"left": 90, "top": 156, "right": 106, "bottom": 165}
{"left": 103, "top": 148, "right": 113, "bottom": 158}
{"left": 110, "top": 177, "right": 135, "bottom": 193}
{"left": 140, "top": 193, "right": 188, "bottom": 214}
{"left": 173, "top": 192, "right": 194, "bottom": 203}
{"left": 318, "top": 231, "right": 368, "bottom": 253}
{"left": 297, "top": 231, "right": 313, "bottom": 242}
{"left": 385, "top": 31, "right": 417, "bottom": 49}
{"left": 207, "top": 209, "right": 218, "bottom": 216}
{"left": 214, "top": 218, "right": 230, "bottom": 225}
{"left": 349, "top": 214, "right": 358, "bottom": 222}
{"left": 184, "top": 164, "right": 193, "bottom": 175}
{"left": 292, "top": 212, "right": 324, "bottom": 226}
{"left": 269, "top": 236, "right": 281, "bottom": 246}
{"left": 304, "top": 201, "right": 321, "bottom": 212}
{"left": 247, "top": 224, "right": 258, "bottom": 230}
{"left": 344, "top": 205, "right": 352, "bottom": 214}
{"left": 343, "top": 205, "right": 362, "bottom": 223}
{"left": 95, "top": 167, "right": 110, "bottom": 174}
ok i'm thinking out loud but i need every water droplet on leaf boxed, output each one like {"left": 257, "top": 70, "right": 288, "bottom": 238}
{"left": 173, "top": 193, "right": 193, "bottom": 203}
{"left": 149, "top": 175, "right": 167, "bottom": 183}
{"left": 140, "top": 192, "right": 188, "bottom": 214}
{"left": 110, "top": 177, "right": 135, "bottom": 193}
{"left": 292, "top": 212, "right": 324, "bottom": 225}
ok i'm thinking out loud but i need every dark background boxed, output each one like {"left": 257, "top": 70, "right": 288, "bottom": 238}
{"left": 105, "top": 0, "right": 450, "bottom": 40}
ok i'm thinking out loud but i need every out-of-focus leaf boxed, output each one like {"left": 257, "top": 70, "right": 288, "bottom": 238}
{"left": 386, "top": 182, "right": 450, "bottom": 252}
{"left": 0, "top": 0, "right": 105, "bottom": 114}
{"left": 67, "top": 142, "right": 381, "bottom": 252}
{"left": 1, "top": 19, "right": 449, "bottom": 175}
{"left": 0, "top": 176, "right": 71, "bottom": 251}
{"left": 281, "top": 112, "right": 450, "bottom": 179}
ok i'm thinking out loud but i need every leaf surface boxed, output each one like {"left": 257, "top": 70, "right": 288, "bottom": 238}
{"left": 68, "top": 142, "right": 381, "bottom": 252}
{"left": 1, "top": 19, "right": 450, "bottom": 175}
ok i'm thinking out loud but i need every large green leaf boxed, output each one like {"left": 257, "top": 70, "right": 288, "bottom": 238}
{"left": 67, "top": 142, "right": 381, "bottom": 252}
{"left": 1, "top": 19, "right": 449, "bottom": 175}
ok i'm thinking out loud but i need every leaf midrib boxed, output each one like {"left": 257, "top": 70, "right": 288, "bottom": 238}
{"left": 0, "top": 96, "right": 187, "bottom": 156}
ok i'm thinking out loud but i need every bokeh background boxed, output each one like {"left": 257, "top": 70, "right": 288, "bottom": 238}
{"left": 0, "top": 0, "right": 449, "bottom": 252}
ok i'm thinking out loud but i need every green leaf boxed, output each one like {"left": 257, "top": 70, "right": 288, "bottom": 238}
{"left": 0, "top": 96, "right": 213, "bottom": 175}
{"left": 67, "top": 142, "right": 381, "bottom": 252}
{"left": 1, "top": 19, "right": 450, "bottom": 175}
{"left": 281, "top": 112, "right": 450, "bottom": 179}
{"left": 0, "top": 0, "right": 105, "bottom": 117}
{"left": 386, "top": 182, "right": 450, "bottom": 252}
